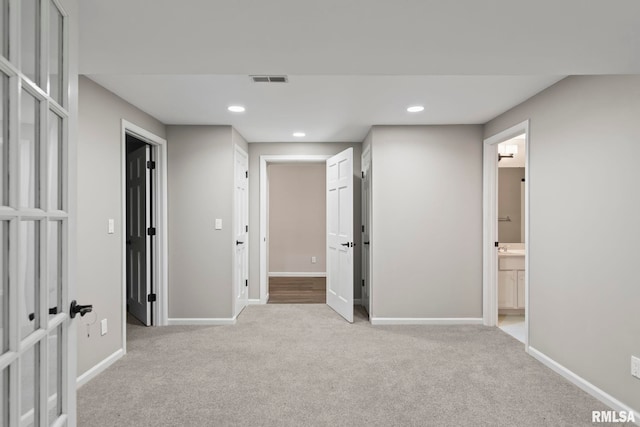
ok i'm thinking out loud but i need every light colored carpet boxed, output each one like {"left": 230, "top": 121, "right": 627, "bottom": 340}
{"left": 78, "top": 305, "right": 617, "bottom": 426}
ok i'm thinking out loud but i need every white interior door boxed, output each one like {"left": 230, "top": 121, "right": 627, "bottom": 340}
{"left": 1, "top": 0, "right": 75, "bottom": 425}
{"left": 234, "top": 146, "right": 249, "bottom": 316}
{"left": 326, "top": 148, "right": 354, "bottom": 322}
{"left": 361, "top": 147, "right": 371, "bottom": 315}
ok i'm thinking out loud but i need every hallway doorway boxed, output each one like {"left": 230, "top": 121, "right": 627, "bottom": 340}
{"left": 266, "top": 162, "right": 327, "bottom": 304}
{"left": 483, "top": 120, "right": 530, "bottom": 348}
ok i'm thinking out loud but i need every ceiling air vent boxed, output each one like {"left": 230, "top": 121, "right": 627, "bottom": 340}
{"left": 250, "top": 75, "right": 288, "bottom": 83}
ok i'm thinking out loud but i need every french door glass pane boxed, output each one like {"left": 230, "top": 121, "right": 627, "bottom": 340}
{"left": 20, "top": 89, "right": 40, "bottom": 209}
{"left": 1, "top": 73, "right": 7, "bottom": 206}
{"left": 0, "top": 221, "right": 8, "bottom": 353}
{"left": 20, "top": 221, "right": 40, "bottom": 340}
{"left": 48, "top": 1, "right": 63, "bottom": 104}
{"left": 21, "top": 343, "right": 38, "bottom": 427}
{"left": 20, "top": 0, "right": 39, "bottom": 85}
{"left": 48, "top": 111, "right": 62, "bottom": 210}
{"left": 47, "top": 325, "right": 61, "bottom": 425}
{"left": 1, "top": 368, "right": 8, "bottom": 426}
{"left": 48, "top": 221, "right": 61, "bottom": 320}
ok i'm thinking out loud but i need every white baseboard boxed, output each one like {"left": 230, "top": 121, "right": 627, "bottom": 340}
{"left": 76, "top": 348, "right": 124, "bottom": 388}
{"left": 528, "top": 347, "right": 640, "bottom": 424}
{"left": 370, "top": 317, "right": 484, "bottom": 326}
{"left": 247, "top": 299, "right": 262, "bottom": 305}
{"left": 167, "top": 317, "right": 237, "bottom": 326}
{"left": 268, "top": 272, "right": 327, "bottom": 277}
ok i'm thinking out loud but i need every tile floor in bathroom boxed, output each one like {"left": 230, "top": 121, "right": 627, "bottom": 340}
{"left": 498, "top": 314, "right": 525, "bottom": 343}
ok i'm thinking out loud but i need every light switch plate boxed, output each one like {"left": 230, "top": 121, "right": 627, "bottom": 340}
{"left": 101, "top": 319, "right": 108, "bottom": 336}
{"left": 108, "top": 219, "right": 115, "bottom": 234}
{"left": 311, "top": 256, "right": 317, "bottom": 264}
{"left": 215, "top": 218, "right": 222, "bottom": 230}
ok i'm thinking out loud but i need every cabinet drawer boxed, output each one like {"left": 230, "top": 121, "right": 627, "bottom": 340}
{"left": 499, "top": 256, "right": 525, "bottom": 270}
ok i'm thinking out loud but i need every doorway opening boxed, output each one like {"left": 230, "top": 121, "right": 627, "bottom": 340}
{"left": 483, "top": 120, "right": 530, "bottom": 348}
{"left": 121, "top": 121, "right": 168, "bottom": 352}
{"left": 259, "top": 150, "right": 357, "bottom": 323}
{"left": 496, "top": 135, "right": 527, "bottom": 342}
{"left": 266, "top": 162, "right": 327, "bottom": 304}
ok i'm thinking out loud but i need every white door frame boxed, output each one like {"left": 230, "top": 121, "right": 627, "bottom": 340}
{"left": 360, "top": 145, "right": 372, "bottom": 314}
{"left": 120, "top": 120, "right": 169, "bottom": 352}
{"left": 482, "top": 120, "right": 530, "bottom": 349}
{"left": 259, "top": 155, "right": 331, "bottom": 303}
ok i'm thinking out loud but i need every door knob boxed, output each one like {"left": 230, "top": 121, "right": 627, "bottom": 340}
{"left": 364, "top": 241, "right": 370, "bottom": 245}
{"left": 236, "top": 240, "right": 244, "bottom": 245}
{"left": 341, "top": 242, "right": 355, "bottom": 247}
{"left": 70, "top": 300, "right": 93, "bottom": 319}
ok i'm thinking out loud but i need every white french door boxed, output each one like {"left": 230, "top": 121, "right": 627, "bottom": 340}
{"left": 326, "top": 148, "right": 354, "bottom": 323}
{"left": 1, "top": 0, "right": 74, "bottom": 426}
{"left": 234, "top": 146, "right": 248, "bottom": 316}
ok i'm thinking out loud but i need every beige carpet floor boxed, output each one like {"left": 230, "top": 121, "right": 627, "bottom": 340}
{"left": 78, "top": 304, "right": 621, "bottom": 426}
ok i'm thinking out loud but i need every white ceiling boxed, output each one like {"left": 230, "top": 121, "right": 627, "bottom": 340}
{"left": 79, "top": 0, "right": 640, "bottom": 142}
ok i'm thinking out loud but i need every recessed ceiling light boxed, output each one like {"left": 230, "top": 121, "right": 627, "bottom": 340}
{"left": 407, "top": 105, "right": 425, "bottom": 113}
{"left": 228, "top": 105, "right": 245, "bottom": 113}
{"left": 293, "top": 132, "right": 306, "bottom": 137}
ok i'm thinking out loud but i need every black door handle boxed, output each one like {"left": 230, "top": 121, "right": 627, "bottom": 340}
{"left": 341, "top": 243, "right": 350, "bottom": 247}
{"left": 236, "top": 240, "right": 244, "bottom": 245}
{"left": 364, "top": 241, "right": 370, "bottom": 245}
{"left": 70, "top": 300, "right": 93, "bottom": 319}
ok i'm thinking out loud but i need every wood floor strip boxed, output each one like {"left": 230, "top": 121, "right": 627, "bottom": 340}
{"left": 268, "top": 277, "right": 326, "bottom": 304}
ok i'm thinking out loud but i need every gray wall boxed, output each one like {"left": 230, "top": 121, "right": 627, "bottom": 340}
{"left": 248, "top": 142, "right": 362, "bottom": 300}
{"left": 77, "top": 76, "right": 166, "bottom": 375}
{"left": 167, "top": 126, "right": 246, "bottom": 319}
{"left": 268, "top": 163, "right": 326, "bottom": 274}
{"left": 485, "top": 75, "right": 640, "bottom": 413}
{"left": 498, "top": 167, "right": 524, "bottom": 243}
{"left": 369, "top": 125, "right": 483, "bottom": 318}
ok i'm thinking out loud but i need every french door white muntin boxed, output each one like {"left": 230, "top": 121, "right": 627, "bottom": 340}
{"left": 1, "top": 0, "right": 74, "bottom": 426}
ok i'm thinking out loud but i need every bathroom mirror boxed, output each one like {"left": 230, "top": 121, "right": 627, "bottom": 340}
{"left": 498, "top": 167, "right": 525, "bottom": 243}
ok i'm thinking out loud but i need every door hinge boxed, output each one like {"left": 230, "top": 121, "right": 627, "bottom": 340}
{"left": 147, "top": 161, "right": 156, "bottom": 169}
{"left": 245, "top": 225, "right": 248, "bottom": 232}
{"left": 245, "top": 170, "right": 248, "bottom": 178}
{"left": 147, "top": 227, "right": 156, "bottom": 236}
{"left": 361, "top": 225, "right": 365, "bottom": 233}
{"left": 245, "top": 279, "right": 248, "bottom": 287}
{"left": 362, "top": 279, "right": 365, "bottom": 287}
{"left": 361, "top": 171, "right": 364, "bottom": 178}
{"left": 148, "top": 293, "right": 157, "bottom": 302}
{"left": 494, "top": 241, "right": 499, "bottom": 247}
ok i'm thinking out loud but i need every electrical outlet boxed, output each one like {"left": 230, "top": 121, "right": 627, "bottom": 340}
{"left": 632, "top": 356, "right": 640, "bottom": 379}
{"left": 101, "top": 319, "right": 108, "bottom": 336}
{"left": 311, "top": 256, "right": 317, "bottom": 264}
